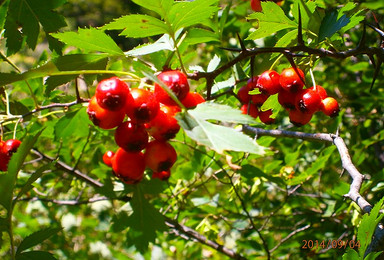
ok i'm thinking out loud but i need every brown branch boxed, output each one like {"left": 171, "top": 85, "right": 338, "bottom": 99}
{"left": 31, "top": 149, "right": 103, "bottom": 188}
{"left": 242, "top": 125, "right": 371, "bottom": 212}
{"left": 165, "top": 217, "right": 247, "bottom": 260}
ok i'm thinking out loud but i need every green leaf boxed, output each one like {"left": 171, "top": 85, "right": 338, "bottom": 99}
{"left": 357, "top": 197, "right": 384, "bottom": 258}
{"left": 51, "top": 28, "right": 124, "bottom": 55}
{"left": 260, "top": 94, "right": 282, "bottom": 119}
{"left": 176, "top": 108, "right": 265, "bottom": 155}
{"left": 45, "top": 54, "right": 108, "bottom": 94}
{"left": 15, "top": 163, "right": 54, "bottom": 201}
{"left": 54, "top": 108, "right": 90, "bottom": 140}
{"left": 125, "top": 34, "right": 174, "bottom": 57}
{"left": 125, "top": 186, "right": 167, "bottom": 252}
{"left": 187, "top": 102, "right": 256, "bottom": 125}
{"left": 247, "top": 2, "right": 296, "bottom": 40}
{"left": 168, "top": 0, "right": 219, "bottom": 32}
{"left": 4, "top": 0, "right": 66, "bottom": 55}
{"left": 102, "top": 15, "right": 169, "bottom": 38}
{"left": 318, "top": 11, "right": 350, "bottom": 42}
{"left": 16, "top": 251, "right": 57, "bottom": 260}
{"left": 364, "top": 251, "right": 383, "bottom": 260}
{"left": 271, "top": 29, "right": 297, "bottom": 59}
{"left": 184, "top": 28, "right": 220, "bottom": 45}
{"left": 0, "top": 128, "right": 45, "bottom": 213}
{"left": 0, "top": 0, "right": 9, "bottom": 31}
{"left": 131, "top": 0, "right": 173, "bottom": 19}
{"left": 240, "top": 165, "right": 285, "bottom": 185}
{"left": 16, "top": 227, "right": 62, "bottom": 254}
{"left": 342, "top": 249, "right": 360, "bottom": 260}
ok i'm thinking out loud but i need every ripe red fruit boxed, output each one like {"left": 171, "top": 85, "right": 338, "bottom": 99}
{"left": 278, "top": 90, "right": 297, "bottom": 110}
{"left": 144, "top": 140, "right": 177, "bottom": 172}
{"left": 259, "top": 109, "right": 275, "bottom": 124}
{"left": 125, "top": 88, "right": 160, "bottom": 123}
{"left": 251, "top": 0, "right": 262, "bottom": 12}
{"left": 311, "top": 85, "right": 327, "bottom": 100}
{"left": 181, "top": 92, "right": 205, "bottom": 108}
{"left": 115, "top": 121, "right": 149, "bottom": 152}
{"left": 3, "top": 139, "right": 21, "bottom": 156}
{"left": 279, "top": 67, "right": 305, "bottom": 93}
{"left": 103, "top": 151, "right": 115, "bottom": 167}
{"left": 152, "top": 170, "right": 171, "bottom": 180}
{"left": 241, "top": 103, "right": 259, "bottom": 118}
{"left": 112, "top": 148, "right": 145, "bottom": 183}
{"left": 95, "top": 77, "right": 130, "bottom": 111}
{"left": 87, "top": 96, "right": 126, "bottom": 129}
{"left": 257, "top": 70, "right": 282, "bottom": 95}
{"left": 321, "top": 97, "right": 340, "bottom": 117}
{"left": 145, "top": 105, "right": 181, "bottom": 141}
{"left": 155, "top": 70, "right": 190, "bottom": 105}
{"left": 0, "top": 141, "right": 9, "bottom": 171}
{"left": 289, "top": 109, "right": 313, "bottom": 126}
{"left": 295, "top": 88, "right": 322, "bottom": 114}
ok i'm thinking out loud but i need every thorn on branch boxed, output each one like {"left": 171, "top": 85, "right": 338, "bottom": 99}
{"left": 297, "top": 7, "right": 304, "bottom": 46}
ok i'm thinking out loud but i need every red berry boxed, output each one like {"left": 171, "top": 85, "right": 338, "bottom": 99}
{"left": 289, "top": 109, "right": 313, "bottom": 126}
{"left": 95, "top": 77, "right": 130, "bottom": 111}
{"left": 125, "top": 88, "right": 160, "bottom": 123}
{"left": 0, "top": 141, "right": 10, "bottom": 171}
{"left": 310, "top": 85, "right": 327, "bottom": 100}
{"left": 145, "top": 105, "right": 181, "bottom": 141}
{"left": 259, "top": 109, "right": 275, "bottom": 124}
{"left": 241, "top": 103, "right": 259, "bottom": 118}
{"left": 278, "top": 90, "right": 297, "bottom": 110}
{"left": 87, "top": 96, "right": 126, "bottom": 129}
{"left": 321, "top": 97, "right": 340, "bottom": 117}
{"left": 279, "top": 67, "right": 305, "bottom": 93}
{"left": 155, "top": 70, "right": 190, "bottom": 106}
{"left": 3, "top": 139, "right": 21, "bottom": 156}
{"left": 112, "top": 148, "right": 145, "bottom": 183}
{"left": 152, "top": 170, "right": 171, "bottom": 180}
{"left": 144, "top": 140, "right": 177, "bottom": 172}
{"left": 115, "top": 121, "right": 149, "bottom": 152}
{"left": 257, "top": 70, "right": 282, "bottom": 95}
{"left": 251, "top": 0, "right": 262, "bottom": 12}
{"left": 181, "top": 92, "right": 205, "bottom": 108}
{"left": 103, "top": 151, "right": 115, "bottom": 167}
{"left": 295, "top": 88, "right": 322, "bottom": 114}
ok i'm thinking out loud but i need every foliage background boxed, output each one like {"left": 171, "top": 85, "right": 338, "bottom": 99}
{"left": 0, "top": 0, "right": 384, "bottom": 259}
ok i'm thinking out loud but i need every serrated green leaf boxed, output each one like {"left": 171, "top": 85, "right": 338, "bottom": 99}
{"left": 16, "top": 227, "right": 62, "bottom": 254}
{"left": 16, "top": 251, "right": 57, "bottom": 260}
{"left": 51, "top": 28, "right": 124, "bottom": 55}
{"left": 125, "top": 186, "right": 167, "bottom": 252}
{"left": 4, "top": 0, "right": 66, "bottom": 55}
{"left": 131, "top": 0, "right": 173, "bottom": 19}
{"left": 357, "top": 197, "right": 384, "bottom": 257}
{"left": 0, "top": 128, "right": 45, "bottom": 213}
{"left": 102, "top": 15, "right": 169, "bottom": 38}
{"left": 260, "top": 94, "right": 282, "bottom": 118}
{"left": 247, "top": 2, "right": 296, "bottom": 40}
{"left": 0, "top": 0, "right": 9, "bottom": 31}
{"left": 168, "top": 0, "right": 219, "bottom": 32}
{"left": 176, "top": 111, "right": 265, "bottom": 155}
{"left": 54, "top": 108, "right": 90, "bottom": 140}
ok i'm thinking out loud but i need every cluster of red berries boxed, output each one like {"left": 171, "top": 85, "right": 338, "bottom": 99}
{"left": 238, "top": 67, "right": 340, "bottom": 126}
{"left": 87, "top": 70, "right": 205, "bottom": 184}
{"left": 0, "top": 138, "right": 21, "bottom": 171}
